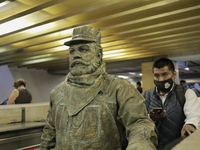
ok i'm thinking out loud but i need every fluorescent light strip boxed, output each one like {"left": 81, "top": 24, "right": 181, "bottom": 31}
{"left": 0, "top": 1, "right": 10, "bottom": 8}
{"left": 22, "top": 58, "right": 54, "bottom": 65}
{"left": 103, "top": 53, "right": 122, "bottom": 58}
{"left": 0, "top": 18, "right": 34, "bottom": 35}
{"left": 60, "top": 29, "right": 73, "bottom": 35}
{"left": 59, "top": 38, "right": 71, "bottom": 44}
{"left": 55, "top": 45, "right": 69, "bottom": 51}
{"left": 103, "top": 49, "right": 123, "bottom": 55}
{"left": 118, "top": 75, "right": 129, "bottom": 79}
{"left": 27, "top": 23, "right": 55, "bottom": 33}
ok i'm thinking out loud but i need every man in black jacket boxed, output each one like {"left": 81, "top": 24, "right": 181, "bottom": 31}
{"left": 144, "top": 58, "right": 200, "bottom": 149}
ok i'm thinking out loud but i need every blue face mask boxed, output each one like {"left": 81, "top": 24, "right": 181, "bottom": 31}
{"left": 154, "top": 78, "right": 173, "bottom": 92}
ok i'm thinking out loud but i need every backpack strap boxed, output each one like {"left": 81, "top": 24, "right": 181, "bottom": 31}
{"left": 175, "top": 84, "right": 187, "bottom": 109}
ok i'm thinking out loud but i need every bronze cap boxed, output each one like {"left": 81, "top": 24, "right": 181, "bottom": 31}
{"left": 64, "top": 26, "right": 101, "bottom": 46}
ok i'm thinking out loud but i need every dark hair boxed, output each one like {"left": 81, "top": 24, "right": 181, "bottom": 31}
{"left": 137, "top": 81, "right": 141, "bottom": 86}
{"left": 152, "top": 57, "right": 175, "bottom": 73}
{"left": 13, "top": 78, "right": 26, "bottom": 88}
{"left": 180, "top": 80, "right": 186, "bottom": 83}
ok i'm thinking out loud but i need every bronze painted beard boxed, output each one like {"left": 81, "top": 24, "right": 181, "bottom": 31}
{"left": 69, "top": 59, "right": 100, "bottom": 76}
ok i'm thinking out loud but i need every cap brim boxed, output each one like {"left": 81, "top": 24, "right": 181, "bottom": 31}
{"left": 64, "top": 38, "right": 96, "bottom": 46}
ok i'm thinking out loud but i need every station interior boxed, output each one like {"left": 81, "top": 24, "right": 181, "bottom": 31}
{"left": 0, "top": 0, "right": 200, "bottom": 149}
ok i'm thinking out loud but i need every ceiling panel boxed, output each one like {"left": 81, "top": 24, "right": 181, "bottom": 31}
{"left": 0, "top": 0, "right": 200, "bottom": 76}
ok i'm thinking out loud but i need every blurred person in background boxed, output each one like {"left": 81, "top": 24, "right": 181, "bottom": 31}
{"left": 7, "top": 78, "right": 33, "bottom": 104}
{"left": 192, "top": 83, "right": 200, "bottom": 97}
{"left": 180, "top": 79, "right": 186, "bottom": 86}
{"left": 136, "top": 81, "right": 143, "bottom": 93}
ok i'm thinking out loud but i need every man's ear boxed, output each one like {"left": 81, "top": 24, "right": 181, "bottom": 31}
{"left": 173, "top": 71, "right": 177, "bottom": 80}
{"left": 98, "top": 52, "right": 102, "bottom": 58}
{"left": 97, "top": 52, "right": 102, "bottom": 65}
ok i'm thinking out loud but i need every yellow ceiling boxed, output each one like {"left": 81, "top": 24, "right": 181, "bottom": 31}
{"left": 0, "top": 0, "right": 200, "bottom": 71}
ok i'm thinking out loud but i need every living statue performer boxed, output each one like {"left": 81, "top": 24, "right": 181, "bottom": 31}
{"left": 40, "top": 26, "right": 157, "bottom": 150}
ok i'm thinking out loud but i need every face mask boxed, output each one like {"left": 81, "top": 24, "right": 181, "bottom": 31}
{"left": 154, "top": 78, "right": 173, "bottom": 92}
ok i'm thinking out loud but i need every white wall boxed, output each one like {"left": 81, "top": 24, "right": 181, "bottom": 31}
{"left": 0, "top": 65, "right": 66, "bottom": 104}
{"left": 0, "top": 65, "right": 15, "bottom": 103}
{"left": 9, "top": 67, "right": 66, "bottom": 103}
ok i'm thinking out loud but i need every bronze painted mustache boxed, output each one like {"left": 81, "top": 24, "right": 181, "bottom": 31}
{"left": 70, "top": 60, "right": 89, "bottom": 68}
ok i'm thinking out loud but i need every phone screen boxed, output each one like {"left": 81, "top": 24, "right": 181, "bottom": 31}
{"left": 152, "top": 107, "right": 163, "bottom": 113}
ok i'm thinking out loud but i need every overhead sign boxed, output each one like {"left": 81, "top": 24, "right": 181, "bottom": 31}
{"left": 177, "top": 61, "right": 187, "bottom": 67}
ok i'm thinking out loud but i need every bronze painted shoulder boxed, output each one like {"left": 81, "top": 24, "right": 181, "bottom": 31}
{"left": 50, "top": 81, "right": 65, "bottom": 104}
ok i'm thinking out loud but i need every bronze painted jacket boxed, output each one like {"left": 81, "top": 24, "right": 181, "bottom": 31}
{"left": 40, "top": 73, "right": 157, "bottom": 150}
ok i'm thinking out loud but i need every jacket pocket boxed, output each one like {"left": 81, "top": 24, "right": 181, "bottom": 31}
{"left": 55, "top": 103, "right": 69, "bottom": 136}
{"left": 72, "top": 105, "right": 100, "bottom": 140}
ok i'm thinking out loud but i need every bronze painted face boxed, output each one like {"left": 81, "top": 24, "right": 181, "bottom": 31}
{"left": 69, "top": 42, "right": 101, "bottom": 76}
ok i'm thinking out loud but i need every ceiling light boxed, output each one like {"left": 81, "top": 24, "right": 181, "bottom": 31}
{"left": 103, "top": 49, "right": 123, "bottom": 55}
{"left": 60, "top": 29, "right": 73, "bottom": 35}
{"left": 118, "top": 75, "right": 129, "bottom": 79}
{"left": 128, "top": 72, "right": 136, "bottom": 75}
{"left": 139, "top": 73, "right": 142, "bottom": 76}
{"left": 0, "top": 18, "right": 33, "bottom": 35}
{"left": 103, "top": 53, "right": 123, "bottom": 58}
{"left": 0, "top": 1, "right": 10, "bottom": 8}
{"left": 59, "top": 38, "right": 71, "bottom": 44}
{"left": 27, "top": 23, "right": 55, "bottom": 33}
{"left": 28, "top": 54, "right": 52, "bottom": 60}
{"left": 21, "top": 58, "right": 54, "bottom": 65}
{"left": 55, "top": 45, "right": 69, "bottom": 51}
{"left": 184, "top": 67, "right": 190, "bottom": 71}
{"left": 154, "top": 0, "right": 179, "bottom": 6}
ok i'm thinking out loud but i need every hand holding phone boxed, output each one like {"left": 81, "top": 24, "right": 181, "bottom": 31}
{"left": 150, "top": 107, "right": 166, "bottom": 121}
{"left": 152, "top": 107, "right": 163, "bottom": 114}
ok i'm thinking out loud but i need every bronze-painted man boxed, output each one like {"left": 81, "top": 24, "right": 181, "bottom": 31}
{"left": 40, "top": 26, "right": 157, "bottom": 150}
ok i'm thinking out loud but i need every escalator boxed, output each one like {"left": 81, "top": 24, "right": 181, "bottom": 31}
{"left": 0, "top": 122, "right": 45, "bottom": 150}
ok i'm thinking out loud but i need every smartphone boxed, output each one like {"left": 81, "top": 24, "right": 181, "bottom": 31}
{"left": 152, "top": 107, "right": 163, "bottom": 113}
